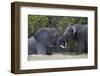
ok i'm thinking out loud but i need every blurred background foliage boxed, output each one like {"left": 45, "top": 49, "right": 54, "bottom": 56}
{"left": 28, "top": 15, "right": 87, "bottom": 38}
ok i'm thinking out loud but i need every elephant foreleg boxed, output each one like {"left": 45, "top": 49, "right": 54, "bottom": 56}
{"left": 36, "top": 44, "right": 47, "bottom": 55}
{"left": 78, "top": 40, "right": 85, "bottom": 54}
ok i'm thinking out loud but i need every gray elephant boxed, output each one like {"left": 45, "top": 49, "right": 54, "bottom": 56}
{"left": 57, "top": 24, "right": 88, "bottom": 54}
{"left": 28, "top": 27, "right": 60, "bottom": 55}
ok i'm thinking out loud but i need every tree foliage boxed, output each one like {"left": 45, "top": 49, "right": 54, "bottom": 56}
{"left": 28, "top": 15, "right": 88, "bottom": 37}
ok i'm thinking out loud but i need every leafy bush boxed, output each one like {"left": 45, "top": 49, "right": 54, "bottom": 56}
{"left": 28, "top": 15, "right": 87, "bottom": 37}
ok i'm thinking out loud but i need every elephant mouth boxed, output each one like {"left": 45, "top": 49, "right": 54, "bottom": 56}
{"left": 59, "top": 42, "right": 67, "bottom": 48}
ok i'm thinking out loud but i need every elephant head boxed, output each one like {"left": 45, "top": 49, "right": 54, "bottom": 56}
{"left": 57, "top": 24, "right": 80, "bottom": 48}
{"left": 34, "top": 27, "right": 60, "bottom": 48}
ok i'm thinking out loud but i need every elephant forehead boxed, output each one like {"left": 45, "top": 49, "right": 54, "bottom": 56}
{"left": 64, "top": 26, "right": 72, "bottom": 35}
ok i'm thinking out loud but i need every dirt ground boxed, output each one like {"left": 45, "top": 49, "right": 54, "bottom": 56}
{"left": 28, "top": 52, "right": 88, "bottom": 61}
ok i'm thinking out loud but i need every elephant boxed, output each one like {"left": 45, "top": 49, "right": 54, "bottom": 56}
{"left": 28, "top": 27, "right": 60, "bottom": 55}
{"left": 57, "top": 24, "right": 88, "bottom": 54}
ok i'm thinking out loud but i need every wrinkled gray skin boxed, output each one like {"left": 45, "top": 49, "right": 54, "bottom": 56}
{"left": 57, "top": 24, "right": 88, "bottom": 54}
{"left": 28, "top": 27, "right": 60, "bottom": 55}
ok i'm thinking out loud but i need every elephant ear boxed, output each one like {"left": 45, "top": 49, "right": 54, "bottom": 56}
{"left": 72, "top": 26, "right": 77, "bottom": 34}
{"left": 34, "top": 28, "right": 53, "bottom": 47}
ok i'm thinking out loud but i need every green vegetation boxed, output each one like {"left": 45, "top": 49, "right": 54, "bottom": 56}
{"left": 28, "top": 15, "right": 87, "bottom": 37}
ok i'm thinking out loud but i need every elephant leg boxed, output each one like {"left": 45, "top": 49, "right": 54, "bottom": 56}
{"left": 78, "top": 40, "right": 85, "bottom": 54}
{"left": 46, "top": 47, "right": 52, "bottom": 55}
{"left": 36, "top": 44, "right": 47, "bottom": 55}
{"left": 37, "top": 47, "right": 46, "bottom": 55}
{"left": 28, "top": 50, "right": 37, "bottom": 55}
{"left": 84, "top": 42, "right": 88, "bottom": 53}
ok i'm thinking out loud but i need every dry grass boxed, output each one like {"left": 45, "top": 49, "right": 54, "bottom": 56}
{"left": 28, "top": 52, "right": 88, "bottom": 61}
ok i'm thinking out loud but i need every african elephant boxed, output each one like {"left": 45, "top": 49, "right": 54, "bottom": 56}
{"left": 57, "top": 24, "right": 88, "bottom": 54}
{"left": 28, "top": 27, "right": 60, "bottom": 55}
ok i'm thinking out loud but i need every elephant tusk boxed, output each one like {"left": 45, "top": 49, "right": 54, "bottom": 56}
{"left": 60, "top": 45, "right": 65, "bottom": 48}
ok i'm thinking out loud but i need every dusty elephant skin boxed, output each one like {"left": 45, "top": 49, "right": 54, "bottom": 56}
{"left": 28, "top": 27, "right": 60, "bottom": 55}
{"left": 57, "top": 24, "right": 88, "bottom": 54}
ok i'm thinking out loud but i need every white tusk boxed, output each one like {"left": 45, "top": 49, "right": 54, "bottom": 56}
{"left": 60, "top": 45, "right": 65, "bottom": 48}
